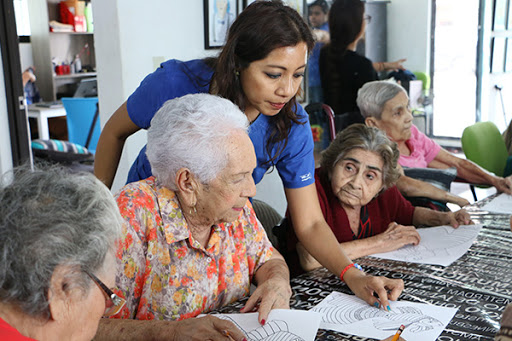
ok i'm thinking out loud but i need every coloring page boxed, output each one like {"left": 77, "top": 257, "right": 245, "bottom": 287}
{"left": 311, "top": 291, "right": 457, "bottom": 341}
{"left": 370, "top": 224, "right": 482, "bottom": 266}
{"left": 206, "top": 309, "right": 322, "bottom": 341}
{"left": 481, "top": 193, "right": 512, "bottom": 214}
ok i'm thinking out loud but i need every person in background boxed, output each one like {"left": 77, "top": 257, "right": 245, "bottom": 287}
{"left": 94, "top": 0, "right": 404, "bottom": 311}
{"left": 289, "top": 124, "right": 471, "bottom": 272}
{"left": 359, "top": 80, "right": 512, "bottom": 197}
{"left": 319, "top": 0, "right": 405, "bottom": 116}
{"left": 22, "top": 67, "right": 40, "bottom": 105}
{"left": 307, "top": 0, "right": 330, "bottom": 103}
{"left": 95, "top": 94, "right": 288, "bottom": 340}
{"left": 0, "top": 166, "right": 123, "bottom": 340}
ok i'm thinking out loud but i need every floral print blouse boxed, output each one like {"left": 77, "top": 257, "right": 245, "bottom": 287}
{"left": 111, "top": 177, "right": 274, "bottom": 321}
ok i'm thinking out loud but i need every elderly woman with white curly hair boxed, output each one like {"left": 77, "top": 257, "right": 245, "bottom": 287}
{"left": 95, "top": 93, "right": 291, "bottom": 341}
{"left": 0, "top": 167, "right": 123, "bottom": 340}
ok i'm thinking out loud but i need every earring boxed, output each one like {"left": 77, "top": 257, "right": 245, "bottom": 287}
{"left": 189, "top": 205, "right": 197, "bottom": 215}
{"left": 235, "top": 70, "right": 240, "bottom": 76}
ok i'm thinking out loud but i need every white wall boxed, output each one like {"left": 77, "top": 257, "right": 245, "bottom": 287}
{"left": 0, "top": 47, "right": 14, "bottom": 175}
{"left": 19, "top": 42, "right": 34, "bottom": 71}
{"left": 387, "top": 0, "right": 432, "bottom": 74}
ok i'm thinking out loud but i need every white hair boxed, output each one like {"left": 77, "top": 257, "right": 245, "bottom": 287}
{"left": 0, "top": 165, "right": 122, "bottom": 319}
{"left": 357, "top": 80, "right": 407, "bottom": 119}
{"left": 146, "top": 93, "right": 249, "bottom": 190}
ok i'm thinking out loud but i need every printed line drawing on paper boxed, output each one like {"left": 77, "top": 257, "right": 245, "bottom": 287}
{"left": 312, "top": 292, "right": 442, "bottom": 334}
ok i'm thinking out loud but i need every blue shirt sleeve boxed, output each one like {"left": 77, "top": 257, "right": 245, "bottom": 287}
{"left": 127, "top": 59, "right": 212, "bottom": 129}
{"left": 275, "top": 104, "right": 316, "bottom": 189}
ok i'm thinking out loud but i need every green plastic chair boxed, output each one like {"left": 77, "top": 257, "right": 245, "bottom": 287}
{"left": 413, "top": 71, "right": 431, "bottom": 95}
{"left": 461, "top": 121, "right": 508, "bottom": 177}
{"left": 461, "top": 121, "right": 512, "bottom": 200}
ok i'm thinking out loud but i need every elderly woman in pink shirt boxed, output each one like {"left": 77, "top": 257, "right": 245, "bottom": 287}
{"left": 358, "top": 80, "right": 512, "bottom": 198}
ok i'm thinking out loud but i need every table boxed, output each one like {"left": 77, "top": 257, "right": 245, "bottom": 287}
{"left": 213, "top": 195, "right": 512, "bottom": 340}
{"left": 27, "top": 104, "right": 67, "bottom": 140}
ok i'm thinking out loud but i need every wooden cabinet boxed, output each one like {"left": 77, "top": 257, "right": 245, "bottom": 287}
{"left": 28, "top": 0, "right": 96, "bottom": 101}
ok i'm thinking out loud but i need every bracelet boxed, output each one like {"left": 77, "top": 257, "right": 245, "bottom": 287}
{"left": 340, "top": 263, "right": 363, "bottom": 282}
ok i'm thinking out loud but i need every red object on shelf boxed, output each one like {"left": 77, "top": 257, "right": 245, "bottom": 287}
{"left": 58, "top": 2, "right": 75, "bottom": 27}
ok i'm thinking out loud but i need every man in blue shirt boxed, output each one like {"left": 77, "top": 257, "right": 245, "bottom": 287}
{"left": 307, "top": 0, "right": 330, "bottom": 104}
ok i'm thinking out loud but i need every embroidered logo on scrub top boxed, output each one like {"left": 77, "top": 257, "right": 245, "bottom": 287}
{"left": 300, "top": 172, "right": 312, "bottom": 182}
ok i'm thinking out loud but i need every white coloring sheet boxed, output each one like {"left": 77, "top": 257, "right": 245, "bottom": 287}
{"left": 370, "top": 224, "right": 482, "bottom": 266}
{"left": 481, "top": 193, "right": 512, "bottom": 214}
{"left": 311, "top": 291, "right": 457, "bottom": 341}
{"left": 208, "top": 309, "right": 322, "bottom": 341}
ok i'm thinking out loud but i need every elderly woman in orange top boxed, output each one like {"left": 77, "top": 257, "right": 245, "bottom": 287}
{"left": 95, "top": 94, "right": 290, "bottom": 341}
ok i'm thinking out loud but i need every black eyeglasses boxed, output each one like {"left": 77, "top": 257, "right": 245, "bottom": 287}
{"left": 84, "top": 270, "right": 126, "bottom": 317}
{"left": 364, "top": 14, "right": 372, "bottom": 24}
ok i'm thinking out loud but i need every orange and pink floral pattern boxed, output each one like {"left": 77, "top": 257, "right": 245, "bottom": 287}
{"left": 111, "top": 177, "right": 273, "bottom": 321}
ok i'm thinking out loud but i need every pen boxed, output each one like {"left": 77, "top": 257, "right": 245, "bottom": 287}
{"left": 391, "top": 324, "right": 405, "bottom": 341}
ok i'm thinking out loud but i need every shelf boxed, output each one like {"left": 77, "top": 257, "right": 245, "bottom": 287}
{"left": 54, "top": 72, "right": 97, "bottom": 80}
{"left": 50, "top": 31, "right": 93, "bottom": 35}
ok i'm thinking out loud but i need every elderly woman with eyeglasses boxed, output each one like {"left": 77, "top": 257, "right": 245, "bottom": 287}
{"left": 94, "top": 94, "right": 290, "bottom": 341}
{"left": 289, "top": 124, "right": 471, "bottom": 273}
{"left": 0, "top": 167, "right": 124, "bottom": 341}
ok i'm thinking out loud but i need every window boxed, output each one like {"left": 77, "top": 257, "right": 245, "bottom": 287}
{"left": 432, "top": 0, "right": 480, "bottom": 138}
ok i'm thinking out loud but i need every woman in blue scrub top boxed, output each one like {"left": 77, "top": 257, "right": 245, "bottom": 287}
{"left": 94, "top": 0, "right": 403, "bottom": 309}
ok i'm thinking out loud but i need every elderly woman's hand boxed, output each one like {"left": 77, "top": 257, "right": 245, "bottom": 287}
{"left": 446, "top": 209, "right": 473, "bottom": 228}
{"left": 377, "top": 223, "right": 420, "bottom": 252}
{"left": 172, "top": 315, "right": 246, "bottom": 341}
{"left": 494, "top": 175, "right": 512, "bottom": 194}
{"left": 344, "top": 270, "right": 404, "bottom": 311}
{"left": 240, "top": 275, "right": 291, "bottom": 325}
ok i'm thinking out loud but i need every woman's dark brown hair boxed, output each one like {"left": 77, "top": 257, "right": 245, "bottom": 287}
{"left": 328, "top": 0, "right": 365, "bottom": 55}
{"left": 211, "top": 0, "right": 315, "bottom": 165}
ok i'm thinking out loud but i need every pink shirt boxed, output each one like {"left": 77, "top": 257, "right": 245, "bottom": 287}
{"left": 398, "top": 125, "right": 441, "bottom": 168}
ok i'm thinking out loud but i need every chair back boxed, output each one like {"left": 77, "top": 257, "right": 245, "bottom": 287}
{"left": 61, "top": 97, "right": 100, "bottom": 153}
{"left": 461, "top": 121, "right": 508, "bottom": 177}
{"left": 305, "top": 102, "right": 336, "bottom": 153}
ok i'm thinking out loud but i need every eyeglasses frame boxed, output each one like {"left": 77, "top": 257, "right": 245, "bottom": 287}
{"left": 84, "top": 269, "right": 126, "bottom": 317}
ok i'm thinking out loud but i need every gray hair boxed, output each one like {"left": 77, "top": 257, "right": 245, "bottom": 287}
{"left": 320, "top": 124, "right": 401, "bottom": 189}
{"left": 0, "top": 166, "right": 122, "bottom": 319}
{"left": 146, "top": 93, "right": 249, "bottom": 190}
{"left": 357, "top": 80, "right": 407, "bottom": 119}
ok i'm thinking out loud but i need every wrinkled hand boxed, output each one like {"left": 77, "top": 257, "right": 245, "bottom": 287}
{"left": 388, "top": 58, "right": 407, "bottom": 71}
{"left": 240, "top": 277, "right": 291, "bottom": 324}
{"left": 173, "top": 315, "right": 246, "bottom": 341}
{"left": 495, "top": 175, "right": 512, "bottom": 194}
{"left": 377, "top": 222, "right": 420, "bottom": 252}
{"left": 445, "top": 209, "right": 472, "bottom": 228}
{"left": 344, "top": 269, "right": 404, "bottom": 311}
{"left": 450, "top": 194, "right": 470, "bottom": 208}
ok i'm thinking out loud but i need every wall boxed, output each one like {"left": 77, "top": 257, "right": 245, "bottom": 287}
{"left": 19, "top": 42, "right": 33, "bottom": 71}
{"left": 0, "top": 47, "right": 14, "bottom": 176}
{"left": 387, "top": 0, "right": 432, "bottom": 75}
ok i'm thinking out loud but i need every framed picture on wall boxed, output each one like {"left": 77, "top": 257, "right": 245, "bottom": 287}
{"left": 204, "top": 0, "right": 238, "bottom": 49}
{"left": 243, "top": 0, "right": 306, "bottom": 17}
